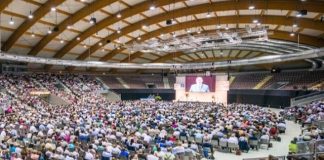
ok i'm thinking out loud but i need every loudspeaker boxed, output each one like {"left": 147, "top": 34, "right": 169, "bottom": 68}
{"left": 53, "top": 26, "right": 59, "bottom": 32}
{"left": 106, "top": 40, "right": 111, "bottom": 43}
{"left": 300, "top": 10, "right": 307, "bottom": 15}
{"left": 166, "top": 19, "right": 172, "bottom": 25}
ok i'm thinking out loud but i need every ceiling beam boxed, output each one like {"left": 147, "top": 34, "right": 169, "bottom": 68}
{"left": 78, "top": 11, "right": 323, "bottom": 64}
{"left": 96, "top": 15, "right": 324, "bottom": 61}
{"left": 43, "top": 0, "right": 185, "bottom": 59}
{"left": 45, "top": 0, "right": 324, "bottom": 69}
{"left": 27, "top": 0, "right": 119, "bottom": 56}
{"left": 1, "top": 0, "right": 65, "bottom": 51}
{"left": 0, "top": 0, "right": 12, "bottom": 13}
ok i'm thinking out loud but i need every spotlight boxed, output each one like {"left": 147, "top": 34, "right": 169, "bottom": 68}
{"left": 83, "top": 44, "right": 87, "bottom": 48}
{"left": 142, "top": 25, "right": 148, "bottom": 29}
{"left": 117, "top": 13, "right": 122, "bottom": 18}
{"left": 248, "top": 5, "right": 255, "bottom": 10}
{"left": 197, "top": 30, "right": 201, "bottom": 34}
{"left": 28, "top": 11, "right": 33, "bottom": 19}
{"left": 9, "top": 17, "right": 14, "bottom": 25}
{"left": 257, "top": 22, "right": 261, "bottom": 26}
{"left": 187, "top": 29, "right": 191, "bottom": 33}
{"left": 67, "top": 25, "right": 72, "bottom": 29}
{"left": 216, "top": 25, "right": 221, "bottom": 29}
{"left": 137, "top": 37, "right": 141, "bottom": 40}
{"left": 296, "top": 13, "right": 302, "bottom": 17}
{"left": 76, "top": 37, "right": 80, "bottom": 41}
{"left": 99, "top": 42, "right": 103, "bottom": 46}
{"left": 102, "top": 48, "right": 105, "bottom": 52}
{"left": 290, "top": 32, "right": 295, "bottom": 36}
{"left": 160, "top": 33, "right": 164, "bottom": 37}
{"left": 60, "top": 40, "right": 64, "bottom": 44}
{"left": 292, "top": 24, "right": 298, "bottom": 28}
{"left": 253, "top": 19, "right": 258, "bottom": 23}
{"left": 47, "top": 29, "right": 52, "bottom": 34}
{"left": 117, "top": 29, "right": 121, "bottom": 34}
{"left": 225, "top": 26, "right": 229, "bottom": 30}
{"left": 173, "top": 33, "right": 176, "bottom": 38}
{"left": 51, "top": 7, "right": 56, "bottom": 12}
{"left": 31, "top": 33, "right": 35, "bottom": 37}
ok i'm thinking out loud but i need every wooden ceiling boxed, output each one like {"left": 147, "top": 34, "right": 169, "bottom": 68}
{"left": 0, "top": 0, "right": 323, "bottom": 72}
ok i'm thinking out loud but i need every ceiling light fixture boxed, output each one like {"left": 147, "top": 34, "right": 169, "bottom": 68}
{"left": 149, "top": 5, "right": 156, "bottom": 10}
{"left": 47, "top": 29, "right": 52, "bottom": 34}
{"left": 67, "top": 25, "right": 72, "bottom": 29}
{"left": 60, "top": 40, "right": 64, "bottom": 44}
{"left": 51, "top": 7, "right": 56, "bottom": 12}
{"left": 9, "top": 17, "right": 14, "bottom": 25}
{"left": 253, "top": 19, "right": 258, "bottom": 23}
{"left": 31, "top": 33, "right": 35, "bottom": 37}
{"left": 117, "top": 28, "right": 121, "bottom": 34}
{"left": 117, "top": 13, "right": 122, "bottom": 18}
{"left": 248, "top": 5, "right": 255, "bottom": 10}
{"left": 28, "top": 10, "right": 34, "bottom": 19}
{"left": 99, "top": 42, "right": 103, "bottom": 46}
{"left": 206, "top": 12, "right": 211, "bottom": 18}
{"left": 197, "top": 30, "right": 201, "bottom": 34}
{"left": 89, "top": 17, "right": 96, "bottom": 24}
{"left": 290, "top": 32, "right": 295, "bottom": 36}
{"left": 137, "top": 37, "right": 141, "bottom": 40}
{"left": 77, "top": 37, "right": 80, "bottom": 41}
{"left": 292, "top": 24, "right": 298, "bottom": 28}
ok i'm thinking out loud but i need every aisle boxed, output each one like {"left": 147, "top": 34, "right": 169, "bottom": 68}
{"left": 212, "top": 109, "right": 301, "bottom": 160}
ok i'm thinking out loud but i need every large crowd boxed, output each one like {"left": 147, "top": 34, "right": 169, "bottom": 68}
{"left": 0, "top": 74, "right": 293, "bottom": 160}
{"left": 283, "top": 101, "right": 324, "bottom": 157}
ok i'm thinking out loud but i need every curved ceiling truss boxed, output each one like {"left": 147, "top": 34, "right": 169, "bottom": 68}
{"left": 0, "top": 0, "right": 323, "bottom": 72}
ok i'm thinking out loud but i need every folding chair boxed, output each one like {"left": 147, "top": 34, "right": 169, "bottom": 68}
{"left": 219, "top": 140, "right": 228, "bottom": 152}
{"left": 248, "top": 139, "right": 259, "bottom": 150}
{"left": 228, "top": 142, "right": 239, "bottom": 153}
{"left": 259, "top": 139, "right": 269, "bottom": 150}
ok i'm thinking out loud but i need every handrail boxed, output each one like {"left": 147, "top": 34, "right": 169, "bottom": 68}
{"left": 293, "top": 91, "right": 324, "bottom": 101}
{"left": 291, "top": 91, "right": 324, "bottom": 106}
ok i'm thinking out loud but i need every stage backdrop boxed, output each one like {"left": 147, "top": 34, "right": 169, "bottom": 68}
{"left": 175, "top": 75, "right": 229, "bottom": 103}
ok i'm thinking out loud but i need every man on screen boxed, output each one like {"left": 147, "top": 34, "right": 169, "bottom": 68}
{"left": 189, "top": 77, "right": 210, "bottom": 92}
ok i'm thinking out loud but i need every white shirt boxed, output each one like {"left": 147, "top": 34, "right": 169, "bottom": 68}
{"left": 84, "top": 152, "right": 94, "bottom": 160}
{"left": 147, "top": 154, "right": 159, "bottom": 160}
{"left": 228, "top": 137, "right": 238, "bottom": 144}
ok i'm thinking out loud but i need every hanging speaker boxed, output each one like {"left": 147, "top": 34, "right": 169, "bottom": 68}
{"left": 166, "top": 19, "right": 172, "bottom": 25}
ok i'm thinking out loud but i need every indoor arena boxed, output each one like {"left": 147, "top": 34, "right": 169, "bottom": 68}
{"left": 0, "top": 0, "right": 324, "bottom": 160}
